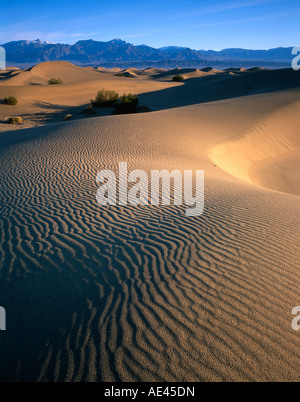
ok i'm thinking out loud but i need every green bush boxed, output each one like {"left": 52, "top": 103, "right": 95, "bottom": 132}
{"left": 48, "top": 78, "right": 63, "bottom": 85}
{"left": 64, "top": 114, "right": 72, "bottom": 121}
{"left": 172, "top": 75, "right": 184, "bottom": 82}
{"left": 4, "top": 96, "right": 18, "bottom": 105}
{"left": 91, "top": 89, "right": 119, "bottom": 108}
{"left": 81, "top": 104, "right": 96, "bottom": 115}
{"left": 7, "top": 116, "right": 23, "bottom": 124}
{"left": 114, "top": 93, "right": 139, "bottom": 114}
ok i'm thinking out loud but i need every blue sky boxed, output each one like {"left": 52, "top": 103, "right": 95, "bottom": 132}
{"left": 0, "top": 0, "right": 299, "bottom": 49}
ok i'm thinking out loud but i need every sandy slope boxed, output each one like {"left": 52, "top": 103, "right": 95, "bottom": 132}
{"left": 0, "top": 63, "right": 300, "bottom": 382}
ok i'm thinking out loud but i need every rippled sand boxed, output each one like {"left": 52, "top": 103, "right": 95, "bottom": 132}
{"left": 0, "top": 64, "right": 300, "bottom": 381}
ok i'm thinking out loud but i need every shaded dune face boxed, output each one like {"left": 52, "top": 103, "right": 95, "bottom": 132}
{"left": 0, "top": 105, "right": 300, "bottom": 382}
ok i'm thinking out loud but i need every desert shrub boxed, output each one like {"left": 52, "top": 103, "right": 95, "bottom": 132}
{"left": 4, "top": 96, "right": 18, "bottom": 105}
{"left": 48, "top": 77, "right": 63, "bottom": 85}
{"left": 81, "top": 104, "right": 96, "bottom": 115}
{"left": 114, "top": 93, "right": 139, "bottom": 114}
{"left": 172, "top": 74, "right": 184, "bottom": 82}
{"left": 7, "top": 116, "right": 23, "bottom": 124}
{"left": 91, "top": 89, "right": 119, "bottom": 108}
{"left": 64, "top": 114, "right": 72, "bottom": 121}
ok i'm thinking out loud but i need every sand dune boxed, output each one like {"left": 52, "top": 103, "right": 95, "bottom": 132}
{"left": 181, "top": 69, "right": 208, "bottom": 79}
{"left": 139, "top": 68, "right": 300, "bottom": 111}
{"left": 143, "top": 67, "right": 167, "bottom": 74}
{"left": 200, "top": 67, "right": 222, "bottom": 73}
{"left": 0, "top": 62, "right": 179, "bottom": 131}
{"left": 124, "top": 68, "right": 149, "bottom": 76}
{"left": 247, "top": 67, "right": 268, "bottom": 72}
{"left": 0, "top": 62, "right": 300, "bottom": 382}
{"left": 224, "top": 67, "right": 246, "bottom": 73}
{"left": 0, "top": 61, "right": 107, "bottom": 86}
{"left": 150, "top": 68, "right": 213, "bottom": 81}
{"left": 209, "top": 98, "right": 300, "bottom": 194}
{"left": 107, "top": 67, "right": 123, "bottom": 73}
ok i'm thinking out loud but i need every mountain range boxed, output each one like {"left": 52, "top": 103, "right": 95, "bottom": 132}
{"left": 1, "top": 38, "right": 294, "bottom": 69}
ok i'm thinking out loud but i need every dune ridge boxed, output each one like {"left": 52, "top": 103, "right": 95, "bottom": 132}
{"left": 209, "top": 100, "right": 300, "bottom": 194}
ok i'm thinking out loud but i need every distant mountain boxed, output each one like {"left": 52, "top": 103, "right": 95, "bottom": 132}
{"left": 1, "top": 38, "right": 295, "bottom": 69}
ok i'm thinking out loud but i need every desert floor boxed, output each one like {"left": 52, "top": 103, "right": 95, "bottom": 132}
{"left": 0, "top": 62, "right": 300, "bottom": 381}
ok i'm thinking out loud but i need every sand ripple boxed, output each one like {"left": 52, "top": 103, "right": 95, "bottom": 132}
{"left": 0, "top": 112, "right": 300, "bottom": 381}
